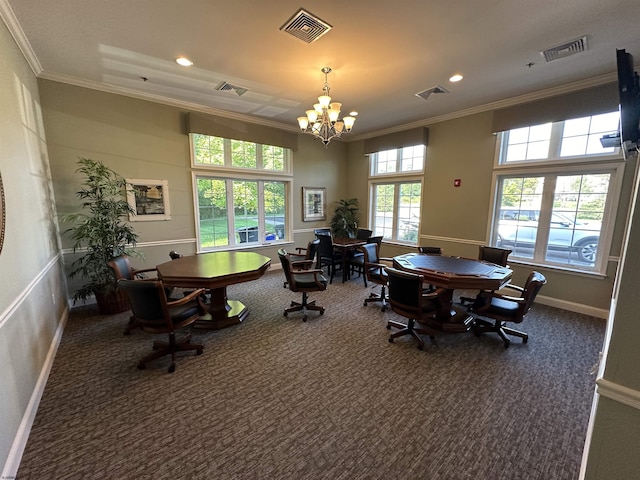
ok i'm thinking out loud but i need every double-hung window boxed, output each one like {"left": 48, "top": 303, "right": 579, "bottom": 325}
{"left": 191, "top": 134, "right": 292, "bottom": 251}
{"left": 369, "top": 145, "right": 424, "bottom": 243}
{"left": 490, "top": 111, "right": 624, "bottom": 273}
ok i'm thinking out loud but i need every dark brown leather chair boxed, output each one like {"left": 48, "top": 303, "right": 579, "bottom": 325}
{"left": 385, "top": 267, "right": 448, "bottom": 350}
{"left": 479, "top": 245, "right": 512, "bottom": 266}
{"left": 460, "top": 245, "right": 513, "bottom": 306}
{"left": 284, "top": 239, "right": 320, "bottom": 288}
{"left": 417, "top": 246, "right": 442, "bottom": 255}
{"left": 359, "top": 242, "right": 392, "bottom": 310}
{"left": 107, "top": 255, "right": 161, "bottom": 334}
{"left": 118, "top": 279, "right": 206, "bottom": 373}
{"left": 278, "top": 248, "right": 328, "bottom": 321}
{"left": 469, "top": 271, "right": 547, "bottom": 347}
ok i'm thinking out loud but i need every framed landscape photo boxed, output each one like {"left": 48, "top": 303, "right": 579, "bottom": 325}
{"left": 302, "top": 187, "right": 326, "bottom": 222}
{"left": 126, "top": 179, "right": 171, "bottom": 221}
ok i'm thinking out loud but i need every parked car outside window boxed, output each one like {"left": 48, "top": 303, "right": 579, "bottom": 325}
{"left": 497, "top": 208, "right": 600, "bottom": 263}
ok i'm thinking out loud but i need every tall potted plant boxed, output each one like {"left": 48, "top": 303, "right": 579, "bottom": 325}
{"left": 330, "top": 198, "right": 360, "bottom": 239}
{"left": 63, "top": 158, "right": 139, "bottom": 314}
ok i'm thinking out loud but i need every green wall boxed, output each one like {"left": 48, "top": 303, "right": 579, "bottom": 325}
{"left": 39, "top": 78, "right": 631, "bottom": 315}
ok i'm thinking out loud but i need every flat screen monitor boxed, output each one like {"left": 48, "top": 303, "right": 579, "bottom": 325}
{"left": 617, "top": 49, "right": 640, "bottom": 149}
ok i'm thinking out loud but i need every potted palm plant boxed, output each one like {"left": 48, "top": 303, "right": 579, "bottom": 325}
{"left": 330, "top": 198, "right": 360, "bottom": 239}
{"left": 63, "top": 158, "right": 139, "bottom": 314}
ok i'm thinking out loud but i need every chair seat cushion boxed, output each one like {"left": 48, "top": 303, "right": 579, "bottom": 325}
{"left": 168, "top": 301, "right": 201, "bottom": 322}
{"left": 367, "top": 268, "right": 387, "bottom": 282}
{"left": 487, "top": 297, "right": 519, "bottom": 317}
{"left": 293, "top": 272, "right": 328, "bottom": 288}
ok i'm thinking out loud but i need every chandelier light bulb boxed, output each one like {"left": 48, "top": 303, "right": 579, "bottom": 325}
{"left": 306, "top": 109, "right": 318, "bottom": 123}
{"left": 297, "top": 116, "right": 309, "bottom": 130}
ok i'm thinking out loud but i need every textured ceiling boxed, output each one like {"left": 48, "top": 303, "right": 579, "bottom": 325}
{"left": 2, "top": 0, "right": 639, "bottom": 139}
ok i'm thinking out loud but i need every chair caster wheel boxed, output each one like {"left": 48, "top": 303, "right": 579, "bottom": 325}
{"left": 381, "top": 306, "right": 386, "bottom": 312}
{"left": 417, "top": 344, "right": 424, "bottom": 350}
{"left": 363, "top": 301, "right": 367, "bottom": 306}
{"left": 168, "top": 364, "right": 176, "bottom": 373}
{"left": 196, "top": 348, "right": 203, "bottom": 355}
{"left": 283, "top": 312, "right": 288, "bottom": 317}
{"left": 386, "top": 324, "right": 391, "bottom": 330}
{"left": 303, "top": 316, "right": 308, "bottom": 322}
{"left": 137, "top": 362, "right": 146, "bottom": 370}
{"left": 523, "top": 338, "right": 528, "bottom": 344}
{"left": 320, "top": 309, "right": 325, "bottom": 315}
{"left": 388, "top": 337, "right": 394, "bottom": 343}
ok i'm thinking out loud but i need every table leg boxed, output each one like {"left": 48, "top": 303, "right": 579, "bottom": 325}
{"left": 433, "top": 289, "right": 474, "bottom": 333}
{"left": 194, "top": 286, "right": 249, "bottom": 330}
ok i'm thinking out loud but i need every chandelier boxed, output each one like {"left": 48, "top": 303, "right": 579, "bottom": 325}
{"left": 297, "top": 67, "right": 356, "bottom": 146}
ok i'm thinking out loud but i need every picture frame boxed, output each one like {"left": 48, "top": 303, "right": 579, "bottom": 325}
{"left": 126, "top": 179, "right": 171, "bottom": 221}
{"left": 302, "top": 187, "right": 326, "bottom": 222}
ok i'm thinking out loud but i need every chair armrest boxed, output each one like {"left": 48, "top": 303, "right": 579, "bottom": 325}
{"left": 291, "top": 269, "right": 327, "bottom": 288}
{"left": 132, "top": 267, "right": 158, "bottom": 279}
{"left": 167, "top": 288, "right": 207, "bottom": 307}
{"left": 289, "top": 252, "right": 307, "bottom": 261}
{"left": 294, "top": 247, "right": 308, "bottom": 255}
{"left": 291, "top": 259, "right": 314, "bottom": 270}
{"left": 490, "top": 292, "right": 526, "bottom": 304}
{"left": 422, "top": 287, "right": 447, "bottom": 300}
{"left": 501, "top": 283, "right": 524, "bottom": 294}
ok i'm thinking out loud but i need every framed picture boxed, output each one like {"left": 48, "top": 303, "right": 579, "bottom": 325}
{"left": 302, "top": 187, "right": 326, "bottom": 222}
{"left": 126, "top": 179, "right": 171, "bottom": 221}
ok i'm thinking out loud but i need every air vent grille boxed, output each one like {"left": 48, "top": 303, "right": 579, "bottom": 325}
{"left": 280, "top": 8, "right": 332, "bottom": 44}
{"left": 415, "top": 85, "right": 449, "bottom": 101}
{"left": 540, "top": 36, "right": 588, "bottom": 62}
{"left": 215, "top": 82, "right": 248, "bottom": 96}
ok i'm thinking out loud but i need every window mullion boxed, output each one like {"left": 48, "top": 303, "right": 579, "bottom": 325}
{"left": 533, "top": 175, "right": 556, "bottom": 262}
{"left": 257, "top": 181, "right": 265, "bottom": 240}
{"left": 226, "top": 178, "right": 236, "bottom": 246}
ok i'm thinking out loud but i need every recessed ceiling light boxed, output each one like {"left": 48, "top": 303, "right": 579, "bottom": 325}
{"left": 449, "top": 73, "right": 463, "bottom": 82}
{"left": 349, "top": 111, "right": 358, "bottom": 116}
{"left": 175, "top": 57, "right": 193, "bottom": 67}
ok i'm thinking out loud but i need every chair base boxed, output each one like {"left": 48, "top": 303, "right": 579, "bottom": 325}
{"left": 283, "top": 292, "right": 325, "bottom": 322}
{"left": 386, "top": 318, "right": 436, "bottom": 350}
{"left": 138, "top": 332, "right": 203, "bottom": 373}
{"left": 472, "top": 318, "right": 528, "bottom": 348}
{"left": 363, "top": 285, "right": 388, "bottom": 311}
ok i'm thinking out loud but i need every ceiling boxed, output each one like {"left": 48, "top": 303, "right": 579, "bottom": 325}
{"left": 2, "top": 0, "right": 639, "bottom": 140}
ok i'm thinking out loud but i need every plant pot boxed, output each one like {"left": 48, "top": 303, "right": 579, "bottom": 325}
{"left": 95, "top": 288, "right": 130, "bottom": 315}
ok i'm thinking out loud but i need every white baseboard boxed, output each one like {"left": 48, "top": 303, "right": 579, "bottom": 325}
{"left": 1, "top": 306, "right": 69, "bottom": 479}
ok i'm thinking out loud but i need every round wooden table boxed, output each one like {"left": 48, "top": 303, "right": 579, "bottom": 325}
{"left": 157, "top": 251, "right": 271, "bottom": 329}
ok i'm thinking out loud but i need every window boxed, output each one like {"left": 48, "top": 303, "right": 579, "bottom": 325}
{"left": 191, "top": 134, "right": 291, "bottom": 250}
{"left": 491, "top": 112, "right": 623, "bottom": 273}
{"left": 369, "top": 145, "right": 425, "bottom": 243}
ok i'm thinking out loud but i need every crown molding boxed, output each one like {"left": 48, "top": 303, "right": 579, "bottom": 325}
{"left": 0, "top": 0, "right": 42, "bottom": 75}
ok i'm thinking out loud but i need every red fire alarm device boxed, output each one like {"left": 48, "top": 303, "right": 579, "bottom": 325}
{"left": 453, "top": 179, "right": 461, "bottom": 187}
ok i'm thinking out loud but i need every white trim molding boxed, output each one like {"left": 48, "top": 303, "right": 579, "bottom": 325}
{"left": 596, "top": 378, "right": 640, "bottom": 411}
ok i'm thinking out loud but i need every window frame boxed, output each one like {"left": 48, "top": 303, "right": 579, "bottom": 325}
{"left": 189, "top": 134, "right": 293, "bottom": 252}
{"left": 489, "top": 115, "right": 625, "bottom": 275}
{"left": 368, "top": 145, "right": 426, "bottom": 245}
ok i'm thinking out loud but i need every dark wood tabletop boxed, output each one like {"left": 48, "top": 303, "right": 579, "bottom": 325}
{"left": 393, "top": 253, "right": 512, "bottom": 291}
{"left": 393, "top": 252, "right": 513, "bottom": 324}
{"left": 157, "top": 251, "right": 271, "bottom": 329}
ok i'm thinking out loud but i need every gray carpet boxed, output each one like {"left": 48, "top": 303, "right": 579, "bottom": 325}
{"left": 17, "top": 270, "right": 605, "bottom": 479}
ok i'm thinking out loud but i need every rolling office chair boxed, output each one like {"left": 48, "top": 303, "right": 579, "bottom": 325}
{"left": 459, "top": 245, "right": 512, "bottom": 306}
{"left": 107, "top": 255, "right": 163, "bottom": 334}
{"left": 385, "top": 267, "right": 448, "bottom": 350}
{"left": 283, "top": 239, "right": 320, "bottom": 288}
{"left": 118, "top": 279, "right": 207, "bottom": 373}
{"left": 278, "top": 248, "right": 328, "bottom": 321}
{"left": 468, "top": 271, "right": 547, "bottom": 347}
{"left": 359, "top": 242, "right": 392, "bottom": 310}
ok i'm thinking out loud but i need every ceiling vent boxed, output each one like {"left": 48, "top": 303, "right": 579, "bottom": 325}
{"left": 215, "top": 81, "right": 248, "bottom": 96}
{"left": 415, "top": 85, "right": 449, "bottom": 101}
{"left": 540, "top": 36, "right": 588, "bottom": 62}
{"left": 280, "top": 8, "right": 332, "bottom": 44}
